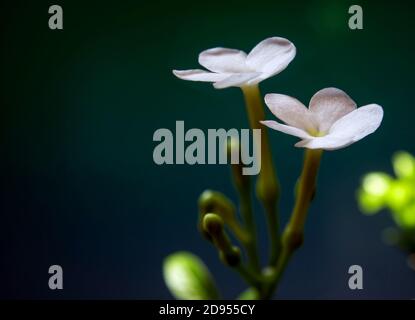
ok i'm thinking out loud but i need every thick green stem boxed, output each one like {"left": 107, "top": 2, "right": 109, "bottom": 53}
{"left": 241, "top": 84, "right": 281, "bottom": 265}
{"left": 239, "top": 186, "right": 260, "bottom": 273}
{"left": 288, "top": 149, "right": 322, "bottom": 233}
{"left": 263, "top": 149, "right": 323, "bottom": 299}
{"left": 229, "top": 139, "right": 260, "bottom": 273}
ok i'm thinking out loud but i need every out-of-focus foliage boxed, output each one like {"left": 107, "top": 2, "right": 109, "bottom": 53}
{"left": 357, "top": 151, "right": 415, "bottom": 230}
{"left": 163, "top": 251, "right": 219, "bottom": 300}
{"left": 237, "top": 287, "right": 260, "bottom": 300}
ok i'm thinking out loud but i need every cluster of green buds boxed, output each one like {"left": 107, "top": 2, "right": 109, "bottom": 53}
{"left": 357, "top": 151, "right": 415, "bottom": 229}
{"left": 162, "top": 138, "right": 265, "bottom": 300}
{"left": 357, "top": 151, "right": 415, "bottom": 268}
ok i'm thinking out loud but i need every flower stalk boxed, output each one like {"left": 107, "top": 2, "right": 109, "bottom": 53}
{"left": 229, "top": 162, "right": 261, "bottom": 273}
{"left": 288, "top": 149, "right": 323, "bottom": 233}
{"left": 263, "top": 149, "right": 323, "bottom": 299}
{"left": 242, "top": 84, "right": 281, "bottom": 266}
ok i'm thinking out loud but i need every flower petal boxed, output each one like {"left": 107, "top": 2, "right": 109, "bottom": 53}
{"left": 264, "top": 93, "right": 315, "bottom": 131}
{"left": 294, "top": 136, "right": 354, "bottom": 150}
{"left": 198, "top": 48, "right": 248, "bottom": 73}
{"left": 173, "top": 69, "right": 228, "bottom": 82}
{"left": 328, "top": 104, "right": 384, "bottom": 142}
{"left": 309, "top": 87, "right": 357, "bottom": 132}
{"left": 213, "top": 72, "right": 260, "bottom": 89}
{"left": 260, "top": 120, "right": 312, "bottom": 140}
{"left": 246, "top": 37, "right": 296, "bottom": 77}
{"left": 296, "top": 104, "right": 383, "bottom": 150}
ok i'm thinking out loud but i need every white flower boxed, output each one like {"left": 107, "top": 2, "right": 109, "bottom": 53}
{"left": 173, "top": 37, "right": 296, "bottom": 89}
{"left": 261, "top": 88, "right": 384, "bottom": 150}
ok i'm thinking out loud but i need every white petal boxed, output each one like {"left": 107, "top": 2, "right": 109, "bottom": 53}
{"left": 213, "top": 72, "right": 260, "bottom": 89}
{"left": 173, "top": 69, "right": 228, "bottom": 82}
{"left": 246, "top": 37, "right": 296, "bottom": 77}
{"left": 328, "top": 104, "right": 384, "bottom": 142}
{"left": 260, "top": 120, "right": 312, "bottom": 140}
{"left": 198, "top": 48, "right": 248, "bottom": 73}
{"left": 296, "top": 104, "right": 383, "bottom": 150}
{"left": 245, "top": 74, "right": 267, "bottom": 86}
{"left": 264, "top": 93, "right": 315, "bottom": 131}
{"left": 309, "top": 87, "right": 357, "bottom": 132}
{"left": 295, "top": 136, "right": 354, "bottom": 150}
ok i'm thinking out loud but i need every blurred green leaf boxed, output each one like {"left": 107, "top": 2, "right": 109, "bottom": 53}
{"left": 392, "top": 151, "right": 415, "bottom": 180}
{"left": 362, "top": 172, "right": 392, "bottom": 197}
{"left": 386, "top": 181, "right": 413, "bottom": 212}
{"left": 163, "top": 251, "right": 219, "bottom": 300}
{"left": 394, "top": 202, "right": 415, "bottom": 229}
{"left": 357, "top": 172, "right": 392, "bottom": 214}
{"left": 357, "top": 188, "right": 384, "bottom": 214}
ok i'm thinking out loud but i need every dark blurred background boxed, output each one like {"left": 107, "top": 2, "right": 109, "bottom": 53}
{"left": 1, "top": 0, "right": 414, "bottom": 299}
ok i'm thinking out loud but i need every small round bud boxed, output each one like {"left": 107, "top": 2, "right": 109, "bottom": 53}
{"left": 198, "top": 190, "right": 236, "bottom": 223}
{"left": 203, "top": 213, "right": 224, "bottom": 236}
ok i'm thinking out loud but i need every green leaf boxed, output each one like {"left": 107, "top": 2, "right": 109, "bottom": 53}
{"left": 163, "top": 251, "right": 219, "bottom": 300}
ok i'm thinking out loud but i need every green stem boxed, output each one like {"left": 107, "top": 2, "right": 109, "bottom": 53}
{"left": 239, "top": 185, "right": 260, "bottom": 273}
{"left": 263, "top": 149, "right": 323, "bottom": 299}
{"left": 229, "top": 140, "right": 260, "bottom": 273}
{"left": 234, "top": 264, "right": 263, "bottom": 289}
{"left": 288, "top": 149, "right": 322, "bottom": 233}
{"left": 265, "top": 202, "right": 281, "bottom": 265}
{"left": 241, "top": 84, "right": 281, "bottom": 266}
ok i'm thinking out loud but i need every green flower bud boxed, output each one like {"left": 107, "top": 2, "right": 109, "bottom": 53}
{"left": 163, "top": 251, "right": 219, "bottom": 300}
{"left": 198, "top": 191, "right": 249, "bottom": 243}
{"left": 198, "top": 190, "right": 236, "bottom": 225}
{"left": 203, "top": 213, "right": 242, "bottom": 267}
{"left": 203, "top": 213, "right": 224, "bottom": 236}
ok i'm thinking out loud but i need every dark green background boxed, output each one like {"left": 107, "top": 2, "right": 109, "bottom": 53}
{"left": 1, "top": 0, "right": 414, "bottom": 298}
